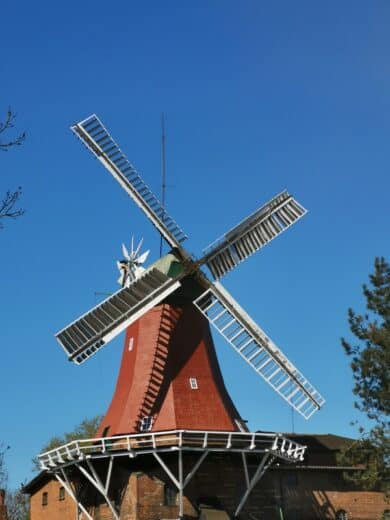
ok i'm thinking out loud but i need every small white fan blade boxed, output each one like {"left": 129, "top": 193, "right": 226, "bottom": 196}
{"left": 135, "top": 237, "right": 144, "bottom": 257}
{"left": 122, "top": 244, "right": 129, "bottom": 259}
{"left": 137, "top": 250, "right": 150, "bottom": 265}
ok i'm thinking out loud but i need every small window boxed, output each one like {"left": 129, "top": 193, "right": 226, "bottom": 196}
{"left": 189, "top": 377, "right": 198, "bottom": 389}
{"left": 42, "top": 491, "right": 48, "bottom": 506}
{"left": 59, "top": 486, "right": 65, "bottom": 501}
{"left": 164, "top": 485, "right": 177, "bottom": 506}
{"left": 140, "top": 416, "right": 153, "bottom": 432}
{"left": 102, "top": 426, "right": 110, "bottom": 437}
{"left": 336, "top": 511, "right": 348, "bottom": 520}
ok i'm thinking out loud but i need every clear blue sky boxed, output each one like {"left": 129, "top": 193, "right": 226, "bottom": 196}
{"left": 1, "top": 1, "right": 389, "bottom": 489}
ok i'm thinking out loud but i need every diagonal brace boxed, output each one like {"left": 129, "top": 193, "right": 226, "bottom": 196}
{"left": 183, "top": 451, "right": 209, "bottom": 488}
{"left": 105, "top": 456, "right": 114, "bottom": 494}
{"left": 153, "top": 452, "right": 180, "bottom": 489}
{"left": 153, "top": 450, "right": 209, "bottom": 491}
{"left": 55, "top": 469, "right": 93, "bottom": 520}
{"left": 154, "top": 450, "right": 209, "bottom": 519}
{"left": 76, "top": 460, "right": 119, "bottom": 520}
{"left": 234, "top": 453, "right": 275, "bottom": 517}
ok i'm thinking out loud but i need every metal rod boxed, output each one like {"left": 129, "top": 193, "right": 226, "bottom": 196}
{"left": 160, "top": 113, "right": 166, "bottom": 257}
{"left": 183, "top": 451, "right": 209, "bottom": 488}
{"left": 105, "top": 456, "right": 114, "bottom": 494}
{"left": 56, "top": 469, "right": 93, "bottom": 520}
{"left": 76, "top": 462, "right": 119, "bottom": 520}
{"left": 234, "top": 454, "right": 273, "bottom": 517}
{"left": 241, "top": 452, "right": 250, "bottom": 489}
{"left": 178, "top": 449, "right": 184, "bottom": 519}
{"left": 153, "top": 452, "right": 180, "bottom": 489}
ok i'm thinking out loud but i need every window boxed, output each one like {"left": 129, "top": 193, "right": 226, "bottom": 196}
{"left": 189, "top": 377, "right": 198, "bottom": 389}
{"left": 42, "top": 492, "right": 48, "bottom": 506}
{"left": 102, "top": 426, "right": 110, "bottom": 437}
{"left": 59, "top": 486, "right": 65, "bottom": 501}
{"left": 336, "top": 511, "right": 348, "bottom": 520}
{"left": 164, "top": 485, "right": 177, "bottom": 506}
{"left": 140, "top": 416, "right": 153, "bottom": 432}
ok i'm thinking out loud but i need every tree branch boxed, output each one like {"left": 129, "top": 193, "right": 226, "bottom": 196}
{"left": 0, "top": 108, "right": 26, "bottom": 150}
{"left": 0, "top": 189, "right": 24, "bottom": 227}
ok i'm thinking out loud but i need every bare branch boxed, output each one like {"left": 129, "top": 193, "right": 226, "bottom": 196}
{"left": 0, "top": 107, "right": 26, "bottom": 151}
{"left": 0, "top": 189, "right": 25, "bottom": 228}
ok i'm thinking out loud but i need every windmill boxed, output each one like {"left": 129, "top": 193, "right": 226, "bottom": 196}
{"left": 40, "top": 114, "right": 325, "bottom": 519}
{"left": 117, "top": 237, "right": 150, "bottom": 287}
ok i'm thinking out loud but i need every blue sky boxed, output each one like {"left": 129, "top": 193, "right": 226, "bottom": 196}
{"left": 1, "top": 1, "right": 389, "bottom": 488}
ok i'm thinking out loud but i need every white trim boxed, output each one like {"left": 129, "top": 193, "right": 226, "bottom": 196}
{"left": 39, "top": 429, "right": 306, "bottom": 471}
{"left": 189, "top": 377, "right": 198, "bottom": 390}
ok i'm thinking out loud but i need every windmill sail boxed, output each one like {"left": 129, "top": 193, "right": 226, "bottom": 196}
{"left": 56, "top": 268, "right": 181, "bottom": 365}
{"left": 193, "top": 281, "right": 325, "bottom": 419}
{"left": 201, "top": 191, "right": 306, "bottom": 279}
{"left": 60, "top": 113, "right": 324, "bottom": 420}
{"left": 71, "top": 114, "right": 187, "bottom": 250}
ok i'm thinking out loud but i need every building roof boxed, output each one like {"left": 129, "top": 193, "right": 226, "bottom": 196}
{"left": 22, "top": 471, "right": 52, "bottom": 495}
{"left": 285, "top": 433, "right": 354, "bottom": 451}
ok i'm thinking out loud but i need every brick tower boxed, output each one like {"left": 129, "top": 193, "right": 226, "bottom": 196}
{"left": 96, "top": 303, "right": 244, "bottom": 438}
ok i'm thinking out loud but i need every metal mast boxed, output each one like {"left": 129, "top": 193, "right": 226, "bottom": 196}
{"left": 160, "top": 113, "right": 166, "bottom": 257}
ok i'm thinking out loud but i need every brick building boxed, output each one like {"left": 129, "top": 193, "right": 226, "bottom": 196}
{"left": 24, "top": 433, "right": 388, "bottom": 519}
{"left": 0, "top": 490, "right": 7, "bottom": 520}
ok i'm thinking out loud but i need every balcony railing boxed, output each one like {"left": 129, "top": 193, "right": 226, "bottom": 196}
{"left": 39, "top": 429, "right": 306, "bottom": 470}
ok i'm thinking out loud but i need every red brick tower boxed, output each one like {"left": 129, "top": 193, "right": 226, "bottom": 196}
{"left": 97, "top": 303, "right": 244, "bottom": 437}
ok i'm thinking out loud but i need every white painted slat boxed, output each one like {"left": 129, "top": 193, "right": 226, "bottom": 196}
{"left": 193, "top": 282, "right": 325, "bottom": 419}
{"left": 71, "top": 114, "right": 187, "bottom": 249}
{"left": 56, "top": 268, "right": 181, "bottom": 365}
{"left": 202, "top": 191, "right": 307, "bottom": 279}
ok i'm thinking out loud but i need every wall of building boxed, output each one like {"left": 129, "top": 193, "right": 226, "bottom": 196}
{"left": 274, "top": 469, "right": 387, "bottom": 520}
{"left": 26, "top": 454, "right": 388, "bottom": 520}
{"left": 29, "top": 479, "right": 76, "bottom": 520}
{"left": 0, "top": 490, "right": 7, "bottom": 520}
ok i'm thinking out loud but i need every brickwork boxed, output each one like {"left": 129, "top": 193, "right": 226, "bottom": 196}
{"left": 0, "top": 490, "right": 7, "bottom": 520}
{"left": 274, "top": 470, "right": 387, "bottom": 520}
{"left": 125, "top": 472, "right": 197, "bottom": 519}
{"left": 29, "top": 479, "right": 76, "bottom": 520}
{"left": 26, "top": 452, "right": 388, "bottom": 520}
{"left": 97, "top": 304, "right": 243, "bottom": 438}
{"left": 312, "top": 489, "right": 387, "bottom": 520}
